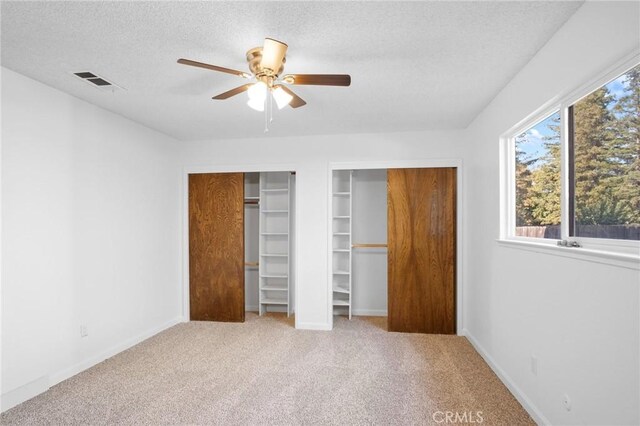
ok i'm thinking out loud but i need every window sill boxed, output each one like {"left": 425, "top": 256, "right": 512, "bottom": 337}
{"left": 496, "top": 239, "right": 640, "bottom": 271}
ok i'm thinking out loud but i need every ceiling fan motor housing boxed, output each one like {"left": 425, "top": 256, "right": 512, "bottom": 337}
{"left": 246, "top": 46, "right": 286, "bottom": 83}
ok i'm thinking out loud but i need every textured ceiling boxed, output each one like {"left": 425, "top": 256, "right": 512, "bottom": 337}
{"left": 1, "top": 1, "right": 582, "bottom": 141}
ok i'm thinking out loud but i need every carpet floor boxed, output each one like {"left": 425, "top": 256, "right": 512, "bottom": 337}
{"left": 1, "top": 313, "right": 534, "bottom": 425}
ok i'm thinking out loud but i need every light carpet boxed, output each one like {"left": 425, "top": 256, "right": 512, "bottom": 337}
{"left": 1, "top": 313, "right": 534, "bottom": 425}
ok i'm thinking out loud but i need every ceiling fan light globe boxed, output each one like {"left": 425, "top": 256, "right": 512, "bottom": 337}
{"left": 247, "top": 81, "right": 267, "bottom": 102}
{"left": 247, "top": 97, "right": 265, "bottom": 112}
{"left": 272, "top": 86, "right": 293, "bottom": 109}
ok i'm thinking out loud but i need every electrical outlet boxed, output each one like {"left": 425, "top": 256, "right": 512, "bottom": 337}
{"left": 80, "top": 325, "right": 88, "bottom": 338}
{"left": 530, "top": 355, "right": 538, "bottom": 376}
{"left": 562, "top": 394, "right": 572, "bottom": 411}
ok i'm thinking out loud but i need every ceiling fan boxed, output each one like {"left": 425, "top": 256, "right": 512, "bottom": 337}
{"left": 177, "top": 38, "right": 351, "bottom": 112}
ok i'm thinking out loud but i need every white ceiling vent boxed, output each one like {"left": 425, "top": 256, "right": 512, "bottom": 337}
{"left": 72, "top": 71, "right": 125, "bottom": 92}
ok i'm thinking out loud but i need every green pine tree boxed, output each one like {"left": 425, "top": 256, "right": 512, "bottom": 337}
{"left": 529, "top": 115, "right": 561, "bottom": 225}
{"left": 515, "top": 136, "right": 536, "bottom": 226}
{"left": 612, "top": 64, "right": 640, "bottom": 224}
{"left": 573, "top": 86, "right": 628, "bottom": 225}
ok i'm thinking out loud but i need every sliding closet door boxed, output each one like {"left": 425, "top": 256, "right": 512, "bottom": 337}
{"left": 387, "top": 168, "right": 456, "bottom": 334}
{"left": 189, "top": 173, "right": 245, "bottom": 322}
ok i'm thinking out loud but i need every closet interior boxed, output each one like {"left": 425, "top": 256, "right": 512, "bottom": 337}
{"left": 244, "top": 172, "right": 295, "bottom": 316}
{"left": 332, "top": 169, "right": 388, "bottom": 319}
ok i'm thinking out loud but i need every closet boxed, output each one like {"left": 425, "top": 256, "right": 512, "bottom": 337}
{"left": 332, "top": 167, "right": 456, "bottom": 334}
{"left": 189, "top": 171, "right": 295, "bottom": 322}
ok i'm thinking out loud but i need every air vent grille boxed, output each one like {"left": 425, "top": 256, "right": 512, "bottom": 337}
{"left": 87, "top": 77, "right": 111, "bottom": 86}
{"left": 72, "top": 71, "right": 124, "bottom": 92}
{"left": 74, "top": 72, "right": 97, "bottom": 79}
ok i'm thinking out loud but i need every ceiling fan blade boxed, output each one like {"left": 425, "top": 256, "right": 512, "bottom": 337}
{"left": 261, "top": 38, "right": 288, "bottom": 73}
{"left": 212, "top": 84, "right": 253, "bottom": 100}
{"left": 279, "top": 85, "right": 307, "bottom": 108}
{"left": 177, "top": 58, "right": 250, "bottom": 78}
{"left": 282, "top": 74, "right": 351, "bottom": 86}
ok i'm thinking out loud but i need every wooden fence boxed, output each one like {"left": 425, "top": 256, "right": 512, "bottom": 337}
{"left": 516, "top": 225, "right": 640, "bottom": 240}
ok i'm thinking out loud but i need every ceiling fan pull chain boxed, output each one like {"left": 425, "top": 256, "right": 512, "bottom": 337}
{"left": 264, "top": 96, "right": 269, "bottom": 133}
{"left": 269, "top": 92, "right": 274, "bottom": 123}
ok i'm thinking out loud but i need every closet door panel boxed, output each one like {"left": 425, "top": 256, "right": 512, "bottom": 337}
{"left": 387, "top": 168, "right": 456, "bottom": 334}
{"left": 189, "top": 172, "right": 245, "bottom": 322}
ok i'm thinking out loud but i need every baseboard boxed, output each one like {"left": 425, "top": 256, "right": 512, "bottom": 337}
{"left": 462, "top": 328, "right": 549, "bottom": 425}
{"left": 352, "top": 309, "right": 387, "bottom": 316}
{"left": 49, "top": 316, "right": 182, "bottom": 387}
{"left": 1, "top": 375, "right": 49, "bottom": 413}
{"left": 295, "top": 321, "right": 332, "bottom": 331}
{"left": 2, "top": 317, "right": 181, "bottom": 413}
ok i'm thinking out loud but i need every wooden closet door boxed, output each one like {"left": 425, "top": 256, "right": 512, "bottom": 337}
{"left": 189, "top": 173, "right": 245, "bottom": 322}
{"left": 387, "top": 168, "right": 456, "bottom": 334}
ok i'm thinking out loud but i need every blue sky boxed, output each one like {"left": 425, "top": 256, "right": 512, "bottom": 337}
{"left": 608, "top": 76, "right": 627, "bottom": 102}
{"left": 516, "top": 112, "right": 559, "bottom": 162}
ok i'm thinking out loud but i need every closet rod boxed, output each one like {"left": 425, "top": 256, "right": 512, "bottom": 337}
{"left": 244, "top": 199, "right": 259, "bottom": 205}
{"left": 352, "top": 243, "right": 387, "bottom": 248}
{"left": 245, "top": 261, "right": 259, "bottom": 267}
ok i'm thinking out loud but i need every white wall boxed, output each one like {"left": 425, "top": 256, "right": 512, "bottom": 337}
{"left": 463, "top": 2, "right": 640, "bottom": 425}
{"left": 181, "top": 130, "right": 466, "bottom": 330}
{"left": 1, "top": 68, "right": 182, "bottom": 411}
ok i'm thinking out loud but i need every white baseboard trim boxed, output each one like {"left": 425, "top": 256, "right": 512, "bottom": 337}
{"left": 2, "top": 317, "right": 182, "bottom": 414}
{"left": 295, "top": 321, "right": 332, "bottom": 331}
{"left": 352, "top": 309, "right": 387, "bottom": 316}
{"left": 49, "top": 316, "right": 182, "bottom": 387}
{"left": 462, "top": 328, "right": 549, "bottom": 426}
{"left": 1, "top": 375, "right": 49, "bottom": 413}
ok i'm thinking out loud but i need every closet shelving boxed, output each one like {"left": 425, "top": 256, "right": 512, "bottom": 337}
{"left": 258, "top": 172, "right": 292, "bottom": 316}
{"left": 332, "top": 170, "right": 353, "bottom": 319}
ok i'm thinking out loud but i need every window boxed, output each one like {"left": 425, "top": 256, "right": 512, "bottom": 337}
{"left": 505, "top": 61, "right": 640, "bottom": 249}
{"left": 569, "top": 66, "right": 640, "bottom": 241}
{"left": 515, "top": 112, "right": 561, "bottom": 239}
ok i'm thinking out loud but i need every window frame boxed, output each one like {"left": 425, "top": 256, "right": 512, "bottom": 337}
{"left": 500, "top": 52, "right": 640, "bottom": 259}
